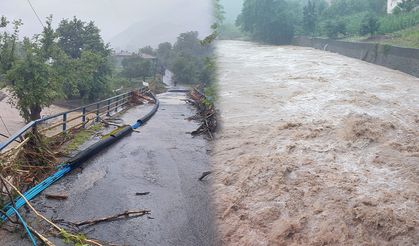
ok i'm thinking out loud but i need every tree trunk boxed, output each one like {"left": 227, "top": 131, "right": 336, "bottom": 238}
{"left": 30, "top": 105, "right": 42, "bottom": 121}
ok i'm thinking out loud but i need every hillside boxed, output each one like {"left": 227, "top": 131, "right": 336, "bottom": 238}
{"left": 346, "top": 24, "right": 419, "bottom": 48}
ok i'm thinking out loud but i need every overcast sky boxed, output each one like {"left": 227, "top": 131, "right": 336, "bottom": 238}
{"left": 0, "top": 0, "right": 213, "bottom": 49}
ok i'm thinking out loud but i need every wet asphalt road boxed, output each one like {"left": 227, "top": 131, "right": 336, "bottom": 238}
{"left": 3, "top": 91, "right": 217, "bottom": 246}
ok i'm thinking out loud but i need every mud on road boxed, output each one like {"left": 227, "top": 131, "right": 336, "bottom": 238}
{"left": 213, "top": 40, "right": 419, "bottom": 245}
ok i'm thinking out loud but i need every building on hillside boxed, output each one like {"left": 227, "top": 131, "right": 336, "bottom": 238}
{"left": 388, "top": 0, "right": 403, "bottom": 13}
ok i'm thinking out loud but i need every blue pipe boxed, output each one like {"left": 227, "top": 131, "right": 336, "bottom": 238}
{"left": 9, "top": 207, "right": 37, "bottom": 246}
{"left": 1, "top": 93, "right": 159, "bottom": 222}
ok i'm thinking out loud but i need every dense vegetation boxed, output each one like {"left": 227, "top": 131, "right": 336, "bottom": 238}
{"left": 0, "top": 16, "right": 115, "bottom": 121}
{"left": 230, "top": 0, "right": 419, "bottom": 45}
{"left": 152, "top": 31, "right": 215, "bottom": 86}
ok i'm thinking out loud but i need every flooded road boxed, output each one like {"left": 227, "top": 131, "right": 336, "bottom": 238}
{"left": 1, "top": 91, "right": 216, "bottom": 245}
{"left": 213, "top": 40, "right": 419, "bottom": 245}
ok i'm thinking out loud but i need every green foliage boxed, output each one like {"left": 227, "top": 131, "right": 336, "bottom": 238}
{"left": 7, "top": 34, "right": 61, "bottom": 121}
{"left": 56, "top": 17, "right": 110, "bottom": 59}
{"left": 172, "top": 56, "right": 199, "bottom": 84}
{"left": 60, "top": 229, "right": 89, "bottom": 246}
{"left": 218, "top": 23, "right": 246, "bottom": 40}
{"left": 121, "top": 56, "right": 154, "bottom": 80}
{"left": 237, "top": 0, "right": 299, "bottom": 44}
{"left": 54, "top": 17, "right": 113, "bottom": 101}
{"left": 139, "top": 46, "right": 155, "bottom": 56}
{"left": 360, "top": 14, "right": 380, "bottom": 36}
{"left": 75, "top": 51, "right": 112, "bottom": 101}
{"left": 324, "top": 20, "right": 347, "bottom": 38}
{"left": 378, "top": 11, "right": 419, "bottom": 34}
{"left": 0, "top": 17, "right": 22, "bottom": 74}
{"left": 1, "top": 15, "right": 116, "bottom": 122}
{"left": 156, "top": 42, "right": 173, "bottom": 67}
{"left": 393, "top": 0, "right": 419, "bottom": 13}
{"left": 65, "top": 123, "right": 103, "bottom": 152}
{"left": 303, "top": 0, "right": 317, "bottom": 35}
{"left": 155, "top": 31, "right": 213, "bottom": 85}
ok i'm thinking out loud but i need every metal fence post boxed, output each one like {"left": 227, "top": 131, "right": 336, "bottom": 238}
{"left": 115, "top": 97, "right": 119, "bottom": 112}
{"left": 96, "top": 103, "right": 100, "bottom": 122}
{"left": 63, "top": 113, "right": 67, "bottom": 132}
{"left": 82, "top": 107, "right": 86, "bottom": 128}
{"left": 107, "top": 99, "right": 111, "bottom": 116}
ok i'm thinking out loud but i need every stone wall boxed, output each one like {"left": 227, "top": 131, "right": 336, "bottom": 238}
{"left": 293, "top": 37, "right": 419, "bottom": 78}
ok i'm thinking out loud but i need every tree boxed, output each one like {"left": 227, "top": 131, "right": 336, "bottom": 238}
{"left": 0, "top": 17, "right": 22, "bottom": 74}
{"left": 7, "top": 36, "right": 61, "bottom": 121}
{"left": 324, "top": 20, "right": 347, "bottom": 38}
{"left": 236, "top": 0, "right": 299, "bottom": 44}
{"left": 156, "top": 42, "right": 173, "bottom": 67}
{"left": 139, "top": 46, "right": 155, "bottom": 56}
{"left": 56, "top": 17, "right": 110, "bottom": 59}
{"left": 172, "top": 56, "right": 198, "bottom": 84}
{"left": 56, "top": 17, "right": 112, "bottom": 100}
{"left": 303, "top": 0, "right": 317, "bottom": 36}
{"left": 173, "top": 31, "right": 210, "bottom": 57}
{"left": 359, "top": 14, "right": 380, "bottom": 36}
{"left": 121, "top": 56, "right": 153, "bottom": 81}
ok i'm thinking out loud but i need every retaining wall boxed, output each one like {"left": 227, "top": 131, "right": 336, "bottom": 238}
{"left": 293, "top": 37, "right": 419, "bottom": 78}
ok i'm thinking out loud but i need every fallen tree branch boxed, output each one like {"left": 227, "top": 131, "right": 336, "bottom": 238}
{"left": 45, "top": 194, "right": 68, "bottom": 200}
{"left": 0, "top": 175, "right": 103, "bottom": 246}
{"left": 73, "top": 210, "right": 151, "bottom": 227}
{"left": 199, "top": 171, "right": 212, "bottom": 181}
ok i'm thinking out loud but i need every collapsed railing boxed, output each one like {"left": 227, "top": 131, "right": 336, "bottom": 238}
{"left": 0, "top": 87, "right": 149, "bottom": 153}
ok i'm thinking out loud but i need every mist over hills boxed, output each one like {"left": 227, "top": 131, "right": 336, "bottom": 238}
{"left": 221, "top": 0, "right": 244, "bottom": 23}
{"left": 110, "top": 19, "right": 210, "bottom": 51}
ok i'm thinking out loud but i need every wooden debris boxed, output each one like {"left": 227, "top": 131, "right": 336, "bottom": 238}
{"left": 73, "top": 210, "right": 151, "bottom": 227}
{"left": 135, "top": 192, "right": 150, "bottom": 196}
{"left": 187, "top": 87, "right": 217, "bottom": 139}
{"left": 198, "top": 171, "right": 212, "bottom": 181}
{"left": 45, "top": 194, "right": 68, "bottom": 200}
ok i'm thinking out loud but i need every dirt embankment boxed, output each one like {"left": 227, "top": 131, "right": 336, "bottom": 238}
{"left": 213, "top": 40, "right": 419, "bottom": 245}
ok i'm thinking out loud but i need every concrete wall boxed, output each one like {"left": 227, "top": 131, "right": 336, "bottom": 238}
{"left": 293, "top": 37, "right": 419, "bottom": 78}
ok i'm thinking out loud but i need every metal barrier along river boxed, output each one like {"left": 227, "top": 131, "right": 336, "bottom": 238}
{"left": 0, "top": 87, "right": 147, "bottom": 153}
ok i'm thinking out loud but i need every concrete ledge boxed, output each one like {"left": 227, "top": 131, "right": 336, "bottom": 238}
{"left": 293, "top": 36, "right": 419, "bottom": 78}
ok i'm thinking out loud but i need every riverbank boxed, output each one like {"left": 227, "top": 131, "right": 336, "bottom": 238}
{"left": 293, "top": 36, "right": 419, "bottom": 78}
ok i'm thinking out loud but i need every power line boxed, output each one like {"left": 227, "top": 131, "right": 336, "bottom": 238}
{"left": 26, "top": 0, "right": 45, "bottom": 28}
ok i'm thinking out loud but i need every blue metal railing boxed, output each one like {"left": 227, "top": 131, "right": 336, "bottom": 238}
{"left": 0, "top": 88, "right": 145, "bottom": 153}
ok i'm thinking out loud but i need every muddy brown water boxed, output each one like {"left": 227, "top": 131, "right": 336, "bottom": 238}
{"left": 212, "top": 40, "right": 419, "bottom": 245}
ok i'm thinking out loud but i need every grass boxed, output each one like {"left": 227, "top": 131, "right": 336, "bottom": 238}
{"left": 343, "top": 24, "right": 419, "bottom": 48}
{"left": 377, "top": 25, "right": 419, "bottom": 48}
{"left": 64, "top": 123, "right": 103, "bottom": 153}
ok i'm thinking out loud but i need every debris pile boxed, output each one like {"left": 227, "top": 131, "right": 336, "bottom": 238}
{"left": 187, "top": 87, "right": 217, "bottom": 139}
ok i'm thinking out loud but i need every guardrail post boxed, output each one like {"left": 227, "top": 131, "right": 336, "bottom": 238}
{"left": 107, "top": 99, "right": 111, "bottom": 116}
{"left": 82, "top": 107, "right": 86, "bottom": 128}
{"left": 63, "top": 113, "right": 67, "bottom": 132}
{"left": 96, "top": 103, "right": 100, "bottom": 122}
{"left": 115, "top": 97, "right": 119, "bottom": 112}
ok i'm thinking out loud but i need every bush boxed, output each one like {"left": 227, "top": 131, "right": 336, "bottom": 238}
{"left": 360, "top": 14, "right": 380, "bottom": 36}
{"left": 324, "top": 20, "right": 347, "bottom": 38}
{"left": 378, "top": 11, "right": 419, "bottom": 34}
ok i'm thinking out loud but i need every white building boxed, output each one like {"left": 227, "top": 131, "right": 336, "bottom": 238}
{"left": 387, "top": 0, "right": 403, "bottom": 13}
